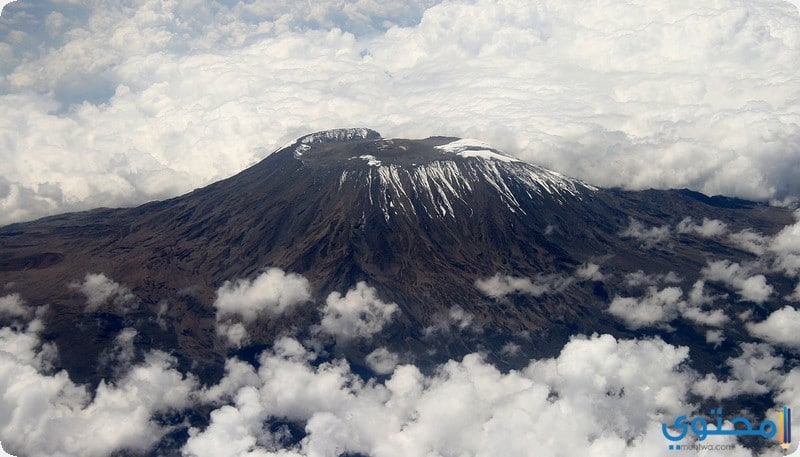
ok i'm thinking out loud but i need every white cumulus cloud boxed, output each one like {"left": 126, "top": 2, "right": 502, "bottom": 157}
{"left": 746, "top": 305, "right": 800, "bottom": 350}
{"left": 0, "top": 316, "right": 198, "bottom": 457}
{"left": 607, "top": 286, "right": 683, "bottom": 329}
{"left": 789, "top": 283, "right": 800, "bottom": 302}
{"left": 705, "top": 329, "right": 725, "bottom": 348}
{"left": 3, "top": 311, "right": 791, "bottom": 456}
{"left": 608, "top": 281, "right": 730, "bottom": 329}
{"left": 676, "top": 217, "right": 729, "bottom": 238}
{"left": 423, "top": 305, "right": 479, "bottom": 337}
{"left": 365, "top": 347, "right": 399, "bottom": 375}
{"left": 767, "top": 209, "right": 800, "bottom": 277}
{"left": 0, "top": 293, "right": 28, "bottom": 319}
{"left": 619, "top": 219, "right": 671, "bottom": 249}
{"left": 213, "top": 268, "right": 311, "bottom": 347}
{"left": 701, "top": 259, "right": 773, "bottom": 303}
{"left": 214, "top": 268, "right": 311, "bottom": 323}
{"left": 183, "top": 333, "right": 702, "bottom": 457}
{"left": 69, "top": 272, "right": 136, "bottom": 312}
{"left": 692, "top": 343, "right": 783, "bottom": 399}
{"left": 476, "top": 263, "right": 606, "bottom": 299}
{"left": 316, "top": 282, "right": 398, "bottom": 341}
{"left": 475, "top": 273, "right": 573, "bottom": 298}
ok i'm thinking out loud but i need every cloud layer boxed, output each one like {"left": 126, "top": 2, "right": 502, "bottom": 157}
{"left": 1, "top": 0, "right": 799, "bottom": 224}
{"left": 1, "top": 297, "right": 797, "bottom": 456}
{"left": 0, "top": 315, "right": 197, "bottom": 457}
{"left": 183, "top": 334, "right": 702, "bottom": 457}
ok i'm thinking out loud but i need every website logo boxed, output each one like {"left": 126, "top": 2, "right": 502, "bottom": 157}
{"left": 662, "top": 406, "right": 791, "bottom": 452}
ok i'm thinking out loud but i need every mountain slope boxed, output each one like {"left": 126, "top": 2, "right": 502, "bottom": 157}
{"left": 0, "top": 128, "right": 794, "bottom": 384}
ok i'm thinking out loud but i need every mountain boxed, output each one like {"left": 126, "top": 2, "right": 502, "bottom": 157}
{"left": 0, "top": 128, "right": 795, "bottom": 387}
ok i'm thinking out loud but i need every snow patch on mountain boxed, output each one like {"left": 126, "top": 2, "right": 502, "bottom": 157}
{"left": 341, "top": 156, "right": 595, "bottom": 221}
{"left": 435, "top": 139, "right": 520, "bottom": 163}
{"left": 294, "top": 143, "right": 311, "bottom": 157}
{"left": 358, "top": 155, "right": 382, "bottom": 167}
{"left": 299, "top": 128, "right": 380, "bottom": 145}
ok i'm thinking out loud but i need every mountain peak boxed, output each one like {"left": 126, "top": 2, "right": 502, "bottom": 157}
{"left": 274, "top": 132, "right": 595, "bottom": 221}
{"left": 294, "top": 128, "right": 381, "bottom": 155}
{"left": 290, "top": 132, "right": 520, "bottom": 166}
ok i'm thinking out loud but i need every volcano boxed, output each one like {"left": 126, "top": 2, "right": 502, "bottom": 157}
{"left": 0, "top": 128, "right": 795, "bottom": 386}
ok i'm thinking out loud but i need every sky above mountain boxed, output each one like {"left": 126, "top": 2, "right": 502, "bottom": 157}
{"left": 0, "top": 0, "right": 799, "bottom": 225}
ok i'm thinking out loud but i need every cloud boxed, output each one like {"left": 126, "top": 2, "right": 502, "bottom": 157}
{"left": 727, "top": 229, "right": 770, "bottom": 256}
{"left": 0, "top": 316, "right": 198, "bottom": 457}
{"left": 475, "top": 273, "right": 573, "bottom": 298}
{"left": 213, "top": 268, "right": 311, "bottom": 347}
{"left": 214, "top": 269, "right": 312, "bottom": 323}
{"left": 423, "top": 305, "right": 479, "bottom": 337}
{"left": 767, "top": 209, "right": 800, "bottom": 277}
{"left": 316, "top": 282, "right": 398, "bottom": 342}
{"left": 680, "top": 305, "right": 729, "bottom": 328}
{"left": 746, "top": 305, "right": 800, "bottom": 349}
{"left": 4, "top": 313, "right": 790, "bottom": 456}
{"left": 499, "top": 342, "right": 521, "bottom": 357}
{"left": 0, "top": 293, "right": 28, "bottom": 319}
{"left": 98, "top": 327, "right": 138, "bottom": 377}
{"left": 365, "top": 347, "right": 399, "bottom": 375}
{"left": 619, "top": 219, "right": 671, "bottom": 249}
{"left": 69, "top": 272, "right": 136, "bottom": 312}
{"left": 705, "top": 329, "right": 725, "bottom": 348}
{"left": 623, "top": 270, "right": 681, "bottom": 288}
{"left": 700, "top": 210, "right": 800, "bottom": 281}
{"left": 198, "top": 357, "right": 260, "bottom": 406}
{"left": 789, "top": 283, "right": 800, "bottom": 301}
{"left": 475, "top": 263, "right": 603, "bottom": 299}
{"left": 446, "top": 305, "right": 475, "bottom": 330}
{"left": 701, "top": 259, "right": 773, "bottom": 303}
{"left": 0, "top": 441, "right": 15, "bottom": 457}
{"left": 183, "top": 333, "right": 701, "bottom": 457}
{"left": 608, "top": 281, "right": 729, "bottom": 329}
{"left": 0, "top": 1, "right": 13, "bottom": 17}
{"left": 697, "top": 211, "right": 800, "bottom": 285}
{"left": 215, "top": 322, "right": 249, "bottom": 349}
{"left": 183, "top": 387, "right": 276, "bottom": 457}
{"left": 607, "top": 286, "right": 684, "bottom": 329}
{"left": 680, "top": 280, "right": 729, "bottom": 327}
{"left": 776, "top": 367, "right": 800, "bottom": 421}
{"left": 575, "top": 262, "right": 605, "bottom": 281}
{"left": 692, "top": 343, "right": 783, "bottom": 399}
{"left": 676, "top": 217, "right": 729, "bottom": 238}
{"left": 0, "top": 0, "right": 799, "bottom": 225}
